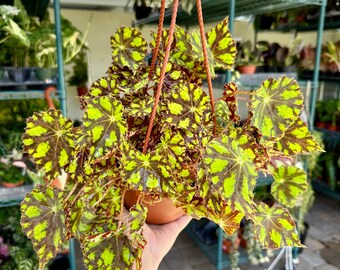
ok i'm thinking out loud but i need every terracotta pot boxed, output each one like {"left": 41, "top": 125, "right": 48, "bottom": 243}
{"left": 1, "top": 179, "right": 24, "bottom": 188}
{"left": 237, "top": 65, "right": 256, "bottom": 74}
{"left": 124, "top": 190, "right": 184, "bottom": 225}
{"left": 77, "top": 86, "right": 88, "bottom": 96}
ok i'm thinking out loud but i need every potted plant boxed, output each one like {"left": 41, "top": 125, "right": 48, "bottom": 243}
{"left": 20, "top": 2, "right": 323, "bottom": 269}
{"left": 0, "top": 1, "right": 32, "bottom": 83}
{"left": 0, "top": 160, "right": 25, "bottom": 188}
{"left": 67, "top": 48, "right": 89, "bottom": 96}
{"left": 323, "top": 41, "right": 340, "bottom": 73}
{"left": 235, "top": 40, "right": 264, "bottom": 74}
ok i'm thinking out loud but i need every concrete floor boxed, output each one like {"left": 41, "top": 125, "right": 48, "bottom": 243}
{"left": 159, "top": 194, "right": 340, "bottom": 270}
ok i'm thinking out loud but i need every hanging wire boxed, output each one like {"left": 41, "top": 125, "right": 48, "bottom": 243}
{"left": 267, "top": 247, "right": 294, "bottom": 270}
{"left": 196, "top": 0, "right": 216, "bottom": 135}
{"left": 147, "top": 0, "right": 166, "bottom": 81}
{"left": 143, "top": 0, "right": 179, "bottom": 153}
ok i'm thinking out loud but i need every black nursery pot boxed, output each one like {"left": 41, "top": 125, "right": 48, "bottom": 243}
{"left": 134, "top": 4, "right": 152, "bottom": 20}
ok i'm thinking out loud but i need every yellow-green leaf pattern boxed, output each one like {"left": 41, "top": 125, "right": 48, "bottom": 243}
{"left": 271, "top": 165, "right": 307, "bottom": 208}
{"left": 120, "top": 142, "right": 172, "bottom": 193}
{"left": 207, "top": 17, "right": 236, "bottom": 70}
{"left": 200, "top": 134, "right": 258, "bottom": 212}
{"left": 252, "top": 203, "right": 302, "bottom": 249}
{"left": 274, "top": 117, "right": 324, "bottom": 155}
{"left": 81, "top": 204, "right": 146, "bottom": 270}
{"left": 164, "top": 82, "right": 211, "bottom": 131}
{"left": 88, "top": 75, "right": 121, "bottom": 99}
{"left": 23, "top": 109, "right": 74, "bottom": 181}
{"left": 111, "top": 27, "right": 147, "bottom": 72}
{"left": 81, "top": 96, "right": 127, "bottom": 160}
{"left": 222, "top": 82, "right": 240, "bottom": 122}
{"left": 21, "top": 185, "right": 67, "bottom": 269}
{"left": 251, "top": 76, "right": 303, "bottom": 139}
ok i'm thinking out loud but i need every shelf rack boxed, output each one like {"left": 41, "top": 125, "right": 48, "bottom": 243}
{"left": 133, "top": 0, "right": 324, "bottom": 27}
{"left": 134, "top": 1, "right": 327, "bottom": 269}
{"left": 0, "top": 0, "right": 75, "bottom": 269}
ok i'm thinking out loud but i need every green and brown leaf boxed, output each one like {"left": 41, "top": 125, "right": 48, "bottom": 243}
{"left": 21, "top": 185, "right": 67, "bottom": 269}
{"left": 81, "top": 96, "right": 127, "bottom": 160}
{"left": 111, "top": 27, "right": 147, "bottom": 72}
{"left": 23, "top": 109, "right": 75, "bottom": 181}
{"left": 271, "top": 165, "right": 307, "bottom": 208}
{"left": 252, "top": 203, "right": 302, "bottom": 249}
{"left": 274, "top": 117, "right": 324, "bottom": 155}
{"left": 251, "top": 76, "right": 303, "bottom": 139}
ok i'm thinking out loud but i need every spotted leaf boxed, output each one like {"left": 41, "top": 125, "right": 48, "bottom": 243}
{"left": 184, "top": 200, "right": 244, "bottom": 235}
{"left": 252, "top": 203, "right": 302, "bottom": 249}
{"left": 271, "top": 165, "right": 307, "bottom": 208}
{"left": 21, "top": 185, "right": 67, "bottom": 269}
{"left": 81, "top": 204, "right": 147, "bottom": 270}
{"left": 251, "top": 76, "right": 303, "bottom": 139}
{"left": 274, "top": 117, "right": 324, "bottom": 155}
{"left": 111, "top": 27, "right": 147, "bottom": 71}
{"left": 200, "top": 134, "right": 258, "bottom": 212}
{"left": 125, "top": 95, "right": 154, "bottom": 118}
{"left": 81, "top": 96, "right": 127, "bottom": 160}
{"left": 164, "top": 82, "right": 211, "bottom": 131}
{"left": 155, "top": 128, "right": 186, "bottom": 170}
{"left": 88, "top": 76, "right": 121, "bottom": 99}
{"left": 190, "top": 29, "right": 215, "bottom": 78}
{"left": 120, "top": 142, "right": 172, "bottom": 193}
{"left": 222, "top": 82, "right": 240, "bottom": 122}
{"left": 207, "top": 17, "right": 236, "bottom": 70}
{"left": 23, "top": 109, "right": 74, "bottom": 181}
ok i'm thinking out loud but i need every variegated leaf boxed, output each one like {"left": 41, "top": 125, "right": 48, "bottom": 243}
{"left": 81, "top": 96, "right": 127, "bottom": 160}
{"left": 252, "top": 203, "right": 302, "bottom": 249}
{"left": 207, "top": 17, "right": 236, "bottom": 70}
{"left": 120, "top": 142, "right": 172, "bottom": 193}
{"left": 81, "top": 204, "right": 147, "bottom": 270}
{"left": 274, "top": 117, "right": 324, "bottom": 155}
{"left": 88, "top": 76, "right": 121, "bottom": 99}
{"left": 23, "top": 109, "right": 74, "bottom": 181}
{"left": 150, "top": 29, "right": 176, "bottom": 61}
{"left": 155, "top": 128, "right": 186, "bottom": 169}
{"left": 125, "top": 95, "right": 154, "bottom": 118}
{"left": 215, "top": 100, "right": 231, "bottom": 130}
{"left": 21, "top": 185, "right": 67, "bottom": 269}
{"left": 164, "top": 82, "right": 211, "bottom": 131}
{"left": 171, "top": 26, "right": 196, "bottom": 69}
{"left": 222, "top": 82, "right": 240, "bottom": 122}
{"left": 184, "top": 199, "right": 244, "bottom": 235}
{"left": 251, "top": 76, "right": 303, "bottom": 139}
{"left": 190, "top": 29, "right": 215, "bottom": 78}
{"left": 271, "top": 165, "right": 307, "bottom": 208}
{"left": 200, "top": 134, "right": 258, "bottom": 212}
{"left": 111, "top": 27, "right": 147, "bottom": 72}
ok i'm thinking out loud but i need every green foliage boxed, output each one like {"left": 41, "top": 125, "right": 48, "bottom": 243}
{"left": 0, "top": 206, "right": 41, "bottom": 270}
{"left": 0, "top": 162, "right": 24, "bottom": 184}
{"left": 20, "top": 17, "right": 323, "bottom": 269}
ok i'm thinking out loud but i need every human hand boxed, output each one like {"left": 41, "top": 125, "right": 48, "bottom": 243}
{"left": 138, "top": 214, "right": 192, "bottom": 270}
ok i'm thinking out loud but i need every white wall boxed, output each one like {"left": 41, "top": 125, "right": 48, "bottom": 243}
{"left": 54, "top": 7, "right": 135, "bottom": 120}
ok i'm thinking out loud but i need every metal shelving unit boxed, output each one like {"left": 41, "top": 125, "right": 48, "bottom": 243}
{"left": 133, "top": 1, "right": 327, "bottom": 269}
{"left": 0, "top": 0, "right": 75, "bottom": 269}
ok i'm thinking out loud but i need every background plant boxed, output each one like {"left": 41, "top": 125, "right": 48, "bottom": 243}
{"left": 0, "top": 206, "right": 41, "bottom": 270}
{"left": 19, "top": 2, "right": 322, "bottom": 269}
